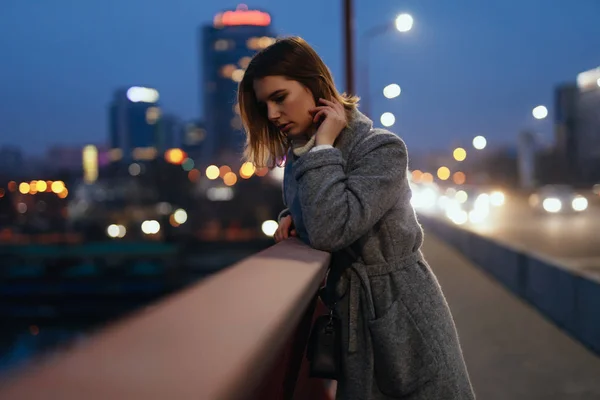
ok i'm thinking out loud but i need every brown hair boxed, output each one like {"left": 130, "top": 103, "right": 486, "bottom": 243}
{"left": 237, "top": 36, "right": 359, "bottom": 168}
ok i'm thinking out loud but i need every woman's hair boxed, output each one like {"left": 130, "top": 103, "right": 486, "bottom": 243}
{"left": 238, "top": 36, "right": 359, "bottom": 168}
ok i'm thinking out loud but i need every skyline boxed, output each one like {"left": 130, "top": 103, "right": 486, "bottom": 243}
{"left": 1, "top": 0, "right": 600, "bottom": 155}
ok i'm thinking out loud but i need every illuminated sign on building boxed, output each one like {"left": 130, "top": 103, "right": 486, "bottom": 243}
{"left": 214, "top": 4, "right": 271, "bottom": 27}
{"left": 82, "top": 145, "right": 98, "bottom": 183}
{"left": 126, "top": 86, "right": 160, "bottom": 103}
{"left": 577, "top": 67, "right": 600, "bottom": 92}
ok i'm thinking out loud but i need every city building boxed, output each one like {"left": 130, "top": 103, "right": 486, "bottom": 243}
{"left": 181, "top": 120, "right": 207, "bottom": 161}
{"left": 553, "top": 67, "right": 600, "bottom": 184}
{"left": 108, "top": 86, "right": 163, "bottom": 163}
{"left": 199, "top": 4, "right": 276, "bottom": 166}
{"left": 0, "top": 146, "right": 24, "bottom": 177}
{"left": 518, "top": 130, "right": 538, "bottom": 189}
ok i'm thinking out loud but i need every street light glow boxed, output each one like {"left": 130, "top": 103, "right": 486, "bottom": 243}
{"left": 437, "top": 166, "right": 451, "bottom": 181}
{"left": 473, "top": 136, "right": 487, "bottom": 150}
{"left": 383, "top": 84, "right": 401, "bottom": 99}
{"left": 453, "top": 147, "right": 467, "bottom": 162}
{"left": 395, "top": 13, "right": 414, "bottom": 32}
{"left": 532, "top": 105, "right": 548, "bottom": 120}
{"left": 380, "top": 112, "right": 395, "bottom": 127}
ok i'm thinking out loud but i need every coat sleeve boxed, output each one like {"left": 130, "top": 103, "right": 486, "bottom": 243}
{"left": 293, "top": 133, "right": 409, "bottom": 252}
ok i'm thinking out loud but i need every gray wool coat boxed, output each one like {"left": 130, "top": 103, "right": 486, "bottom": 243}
{"left": 280, "top": 109, "right": 475, "bottom": 400}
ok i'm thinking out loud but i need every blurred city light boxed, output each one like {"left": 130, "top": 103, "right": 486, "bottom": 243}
{"left": 223, "top": 172, "right": 238, "bottom": 186}
{"left": 255, "top": 167, "right": 269, "bottom": 177}
{"left": 383, "top": 84, "right": 401, "bottom": 99}
{"left": 219, "top": 165, "right": 232, "bottom": 178}
{"left": 173, "top": 209, "right": 188, "bottom": 224}
{"left": 36, "top": 180, "right": 47, "bottom": 192}
{"left": 473, "top": 136, "right": 487, "bottom": 150}
{"left": 126, "top": 87, "right": 159, "bottom": 103}
{"left": 532, "top": 105, "right": 548, "bottom": 120}
{"left": 82, "top": 145, "right": 99, "bottom": 183}
{"left": 421, "top": 172, "right": 434, "bottom": 183}
{"left": 380, "top": 112, "right": 395, "bottom": 127}
{"left": 232, "top": 69, "right": 245, "bottom": 83}
{"left": 182, "top": 158, "right": 195, "bottom": 171}
{"left": 206, "top": 165, "right": 220, "bottom": 180}
{"left": 542, "top": 197, "right": 562, "bottom": 213}
{"left": 107, "top": 224, "right": 126, "bottom": 239}
{"left": 453, "top": 147, "right": 467, "bottom": 162}
{"left": 188, "top": 169, "right": 201, "bottom": 182}
{"left": 145, "top": 107, "right": 161, "bottom": 124}
{"left": 165, "top": 148, "right": 186, "bottom": 165}
{"left": 240, "top": 162, "right": 256, "bottom": 179}
{"left": 19, "top": 182, "right": 30, "bottom": 194}
{"left": 572, "top": 196, "right": 588, "bottom": 212}
{"left": 395, "top": 13, "right": 414, "bottom": 32}
{"left": 261, "top": 220, "right": 278, "bottom": 237}
{"left": 453, "top": 172, "right": 466, "bottom": 185}
{"left": 455, "top": 190, "right": 468, "bottom": 203}
{"left": 129, "top": 163, "right": 141, "bottom": 176}
{"left": 437, "top": 166, "right": 450, "bottom": 181}
{"left": 490, "top": 191, "right": 505, "bottom": 206}
{"left": 141, "top": 220, "right": 161, "bottom": 235}
{"left": 207, "top": 187, "right": 234, "bottom": 201}
{"left": 410, "top": 186, "right": 438, "bottom": 211}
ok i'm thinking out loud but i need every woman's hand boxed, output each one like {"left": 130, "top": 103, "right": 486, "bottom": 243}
{"left": 274, "top": 215, "right": 297, "bottom": 243}
{"left": 309, "top": 98, "right": 347, "bottom": 146}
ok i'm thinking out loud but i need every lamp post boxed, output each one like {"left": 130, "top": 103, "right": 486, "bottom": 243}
{"left": 343, "top": 0, "right": 355, "bottom": 95}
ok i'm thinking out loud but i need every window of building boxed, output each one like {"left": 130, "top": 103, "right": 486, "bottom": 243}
{"left": 214, "top": 39, "right": 234, "bottom": 51}
{"left": 239, "top": 56, "right": 252, "bottom": 69}
{"left": 220, "top": 64, "right": 237, "bottom": 79}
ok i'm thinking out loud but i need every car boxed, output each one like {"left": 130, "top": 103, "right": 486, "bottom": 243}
{"left": 528, "top": 185, "right": 588, "bottom": 214}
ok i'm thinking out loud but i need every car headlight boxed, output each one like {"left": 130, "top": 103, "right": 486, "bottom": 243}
{"left": 542, "top": 197, "right": 562, "bottom": 213}
{"left": 490, "top": 191, "right": 505, "bottom": 206}
{"left": 572, "top": 196, "right": 588, "bottom": 212}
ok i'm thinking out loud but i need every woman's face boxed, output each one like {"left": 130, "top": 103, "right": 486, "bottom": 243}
{"left": 253, "top": 76, "right": 316, "bottom": 138}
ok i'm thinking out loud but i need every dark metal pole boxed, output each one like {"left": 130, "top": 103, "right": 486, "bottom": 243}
{"left": 343, "top": 0, "right": 355, "bottom": 95}
{"left": 360, "top": 23, "right": 393, "bottom": 118}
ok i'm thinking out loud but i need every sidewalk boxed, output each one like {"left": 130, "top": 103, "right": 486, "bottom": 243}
{"left": 423, "top": 234, "right": 600, "bottom": 399}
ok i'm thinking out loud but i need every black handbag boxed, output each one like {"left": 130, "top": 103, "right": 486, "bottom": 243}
{"left": 306, "top": 247, "right": 358, "bottom": 380}
{"left": 306, "top": 304, "right": 342, "bottom": 379}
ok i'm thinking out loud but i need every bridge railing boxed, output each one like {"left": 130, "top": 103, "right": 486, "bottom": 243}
{"left": 0, "top": 238, "right": 334, "bottom": 400}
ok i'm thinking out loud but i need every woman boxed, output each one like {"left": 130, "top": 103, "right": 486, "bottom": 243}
{"left": 238, "top": 36, "right": 475, "bottom": 400}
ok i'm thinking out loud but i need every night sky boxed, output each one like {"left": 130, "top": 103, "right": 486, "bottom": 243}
{"left": 1, "top": 0, "right": 599, "bottom": 155}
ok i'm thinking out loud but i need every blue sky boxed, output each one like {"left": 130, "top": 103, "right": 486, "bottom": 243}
{"left": 1, "top": 0, "right": 599, "bottom": 154}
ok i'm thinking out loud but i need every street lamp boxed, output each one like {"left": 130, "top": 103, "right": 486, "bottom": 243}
{"left": 383, "top": 83, "right": 401, "bottom": 99}
{"left": 453, "top": 147, "right": 467, "bottom": 162}
{"left": 380, "top": 112, "right": 396, "bottom": 127}
{"left": 532, "top": 105, "right": 548, "bottom": 120}
{"left": 473, "top": 135, "right": 487, "bottom": 150}
{"left": 360, "top": 13, "right": 414, "bottom": 117}
{"left": 395, "top": 13, "right": 414, "bottom": 32}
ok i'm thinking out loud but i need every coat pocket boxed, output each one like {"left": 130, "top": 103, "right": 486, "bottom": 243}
{"left": 368, "top": 298, "right": 439, "bottom": 397}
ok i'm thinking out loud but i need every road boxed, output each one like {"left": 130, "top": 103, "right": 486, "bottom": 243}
{"left": 424, "top": 193, "right": 600, "bottom": 276}
{"left": 424, "top": 234, "right": 600, "bottom": 400}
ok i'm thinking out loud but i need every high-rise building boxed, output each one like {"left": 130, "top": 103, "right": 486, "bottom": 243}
{"left": 200, "top": 4, "right": 276, "bottom": 166}
{"left": 575, "top": 67, "right": 600, "bottom": 182}
{"left": 182, "top": 120, "right": 208, "bottom": 161}
{"left": 108, "top": 86, "right": 162, "bottom": 163}
{"left": 553, "top": 67, "right": 600, "bottom": 183}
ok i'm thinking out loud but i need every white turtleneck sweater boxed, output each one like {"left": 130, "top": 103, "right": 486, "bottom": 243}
{"left": 290, "top": 134, "right": 333, "bottom": 157}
